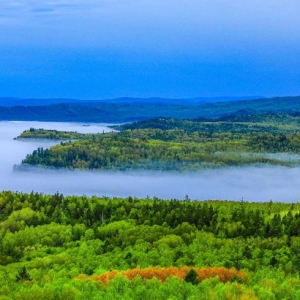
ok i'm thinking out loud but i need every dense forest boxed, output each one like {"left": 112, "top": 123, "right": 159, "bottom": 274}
{"left": 16, "top": 113, "right": 300, "bottom": 171}
{"left": 1, "top": 191, "right": 300, "bottom": 299}
{"left": 113, "top": 113, "right": 300, "bottom": 134}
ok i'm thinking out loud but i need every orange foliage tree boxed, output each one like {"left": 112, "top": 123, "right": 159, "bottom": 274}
{"left": 78, "top": 266, "right": 247, "bottom": 285}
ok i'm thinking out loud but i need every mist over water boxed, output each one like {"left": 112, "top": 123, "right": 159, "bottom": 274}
{"left": 1, "top": 121, "right": 300, "bottom": 202}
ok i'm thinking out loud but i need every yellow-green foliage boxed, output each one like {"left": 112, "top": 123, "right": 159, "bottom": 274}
{"left": 0, "top": 192, "right": 300, "bottom": 298}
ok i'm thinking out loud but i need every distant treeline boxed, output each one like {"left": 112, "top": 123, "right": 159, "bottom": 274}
{"left": 112, "top": 113, "right": 300, "bottom": 133}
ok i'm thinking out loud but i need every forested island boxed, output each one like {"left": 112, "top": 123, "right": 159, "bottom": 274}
{"left": 16, "top": 128, "right": 88, "bottom": 140}
{"left": 15, "top": 113, "right": 300, "bottom": 171}
{"left": 1, "top": 191, "right": 300, "bottom": 299}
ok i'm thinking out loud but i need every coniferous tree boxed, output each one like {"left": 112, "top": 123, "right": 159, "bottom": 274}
{"left": 16, "top": 266, "right": 32, "bottom": 282}
{"left": 184, "top": 268, "right": 199, "bottom": 285}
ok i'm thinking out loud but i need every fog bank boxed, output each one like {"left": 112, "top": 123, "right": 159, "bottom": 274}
{"left": 2, "top": 121, "right": 300, "bottom": 202}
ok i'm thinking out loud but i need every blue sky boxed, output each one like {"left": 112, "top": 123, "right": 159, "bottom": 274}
{"left": 1, "top": 0, "right": 300, "bottom": 99}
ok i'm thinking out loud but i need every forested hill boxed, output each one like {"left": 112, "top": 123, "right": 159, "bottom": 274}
{"left": 112, "top": 113, "right": 300, "bottom": 134}
{"left": 16, "top": 112, "right": 300, "bottom": 171}
{"left": 1, "top": 96, "right": 300, "bottom": 122}
{"left": 2, "top": 191, "right": 300, "bottom": 299}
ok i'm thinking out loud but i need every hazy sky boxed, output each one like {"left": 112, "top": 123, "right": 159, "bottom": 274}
{"left": 1, "top": 1, "right": 300, "bottom": 99}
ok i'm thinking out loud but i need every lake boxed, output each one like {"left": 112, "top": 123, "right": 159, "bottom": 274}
{"left": 1, "top": 121, "right": 299, "bottom": 202}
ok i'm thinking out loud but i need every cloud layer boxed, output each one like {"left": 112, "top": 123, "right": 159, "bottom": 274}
{"left": 1, "top": 1, "right": 300, "bottom": 98}
{"left": 2, "top": 0, "right": 300, "bottom": 50}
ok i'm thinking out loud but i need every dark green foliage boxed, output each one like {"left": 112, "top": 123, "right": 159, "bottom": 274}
{"left": 184, "top": 268, "right": 199, "bottom": 285}
{"left": 16, "top": 266, "right": 32, "bottom": 281}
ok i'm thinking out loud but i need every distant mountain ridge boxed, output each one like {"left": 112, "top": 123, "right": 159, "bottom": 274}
{"left": 0, "top": 96, "right": 262, "bottom": 107}
{"left": 0, "top": 96, "right": 299, "bottom": 122}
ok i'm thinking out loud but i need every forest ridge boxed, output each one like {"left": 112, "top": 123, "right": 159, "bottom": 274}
{"left": 1, "top": 96, "right": 300, "bottom": 122}
{"left": 15, "top": 113, "right": 300, "bottom": 171}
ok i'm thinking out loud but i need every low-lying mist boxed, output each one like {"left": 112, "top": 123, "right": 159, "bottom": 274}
{"left": 10, "top": 166, "right": 300, "bottom": 202}
{"left": 2, "top": 121, "right": 300, "bottom": 202}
